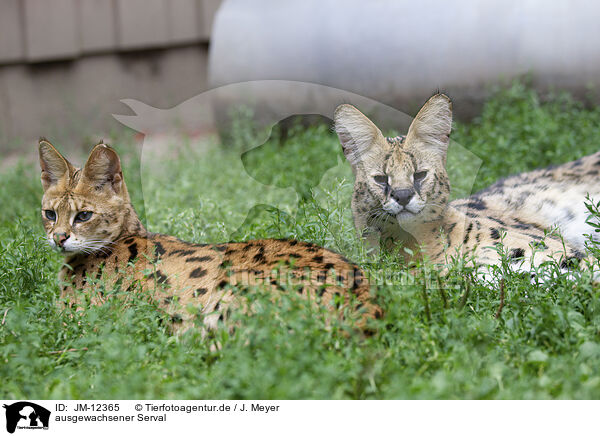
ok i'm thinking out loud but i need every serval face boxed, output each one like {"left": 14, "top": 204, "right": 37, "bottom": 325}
{"left": 335, "top": 94, "right": 453, "bottom": 230}
{"left": 39, "top": 140, "right": 137, "bottom": 255}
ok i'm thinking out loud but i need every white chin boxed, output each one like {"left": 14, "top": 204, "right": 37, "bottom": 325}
{"left": 396, "top": 209, "right": 423, "bottom": 223}
{"left": 47, "top": 238, "right": 81, "bottom": 253}
{"left": 59, "top": 243, "right": 81, "bottom": 253}
{"left": 396, "top": 211, "right": 416, "bottom": 222}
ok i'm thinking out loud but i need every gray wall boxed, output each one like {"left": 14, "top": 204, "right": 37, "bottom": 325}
{"left": 0, "top": 0, "right": 221, "bottom": 151}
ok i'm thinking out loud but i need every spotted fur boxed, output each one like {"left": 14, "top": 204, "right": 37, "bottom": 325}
{"left": 334, "top": 94, "right": 594, "bottom": 277}
{"left": 39, "top": 140, "right": 382, "bottom": 332}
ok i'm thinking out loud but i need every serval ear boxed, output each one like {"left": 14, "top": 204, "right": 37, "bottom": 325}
{"left": 334, "top": 104, "right": 387, "bottom": 166}
{"left": 82, "top": 143, "right": 124, "bottom": 194}
{"left": 38, "top": 139, "right": 76, "bottom": 191}
{"left": 406, "top": 93, "right": 452, "bottom": 157}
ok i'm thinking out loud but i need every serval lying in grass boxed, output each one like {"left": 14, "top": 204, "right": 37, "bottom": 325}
{"left": 334, "top": 94, "right": 599, "bottom": 280}
{"left": 39, "top": 140, "right": 382, "bottom": 332}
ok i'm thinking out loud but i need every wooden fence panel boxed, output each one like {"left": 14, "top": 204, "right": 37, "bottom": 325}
{"left": 116, "top": 0, "right": 169, "bottom": 49}
{"left": 168, "top": 0, "right": 201, "bottom": 44}
{"left": 0, "top": 0, "right": 222, "bottom": 64}
{"left": 199, "top": 0, "right": 222, "bottom": 40}
{"left": 23, "top": 0, "right": 79, "bottom": 61}
{"left": 80, "top": 0, "right": 117, "bottom": 53}
{"left": 0, "top": 0, "right": 24, "bottom": 63}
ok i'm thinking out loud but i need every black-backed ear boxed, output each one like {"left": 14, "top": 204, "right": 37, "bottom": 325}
{"left": 38, "top": 139, "right": 75, "bottom": 191}
{"left": 82, "top": 143, "right": 123, "bottom": 194}
{"left": 406, "top": 94, "right": 452, "bottom": 156}
{"left": 334, "top": 104, "right": 386, "bottom": 166}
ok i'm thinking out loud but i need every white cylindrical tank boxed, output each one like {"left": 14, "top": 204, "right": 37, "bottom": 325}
{"left": 209, "top": 0, "right": 600, "bottom": 116}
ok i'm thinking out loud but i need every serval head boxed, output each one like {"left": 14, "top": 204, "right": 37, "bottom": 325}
{"left": 38, "top": 140, "right": 141, "bottom": 255}
{"left": 334, "top": 94, "right": 453, "bottom": 228}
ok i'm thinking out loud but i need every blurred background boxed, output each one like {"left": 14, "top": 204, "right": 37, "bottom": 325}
{"left": 1, "top": 0, "right": 599, "bottom": 157}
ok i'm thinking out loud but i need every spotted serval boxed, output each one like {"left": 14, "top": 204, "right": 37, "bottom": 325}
{"left": 334, "top": 94, "right": 599, "bottom": 278}
{"left": 39, "top": 140, "right": 382, "bottom": 331}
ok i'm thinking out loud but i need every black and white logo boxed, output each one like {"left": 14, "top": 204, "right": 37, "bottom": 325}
{"left": 3, "top": 402, "right": 50, "bottom": 434}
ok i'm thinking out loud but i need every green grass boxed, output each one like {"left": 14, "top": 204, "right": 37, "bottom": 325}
{"left": 2, "top": 82, "right": 600, "bottom": 399}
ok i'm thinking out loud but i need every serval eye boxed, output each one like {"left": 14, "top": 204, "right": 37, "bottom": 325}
{"left": 75, "top": 211, "right": 93, "bottom": 222}
{"left": 373, "top": 175, "right": 389, "bottom": 185}
{"left": 44, "top": 210, "right": 56, "bottom": 221}
{"left": 414, "top": 170, "right": 428, "bottom": 181}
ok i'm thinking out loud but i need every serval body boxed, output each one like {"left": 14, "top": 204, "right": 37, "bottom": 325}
{"left": 334, "top": 94, "right": 599, "bottom": 278}
{"left": 39, "top": 140, "right": 382, "bottom": 332}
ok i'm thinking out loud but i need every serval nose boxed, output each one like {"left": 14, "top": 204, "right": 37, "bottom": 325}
{"left": 391, "top": 189, "right": 415, "bottom": 207}
{"left": 54, "top": 232, "right": 69, "bottom": 247}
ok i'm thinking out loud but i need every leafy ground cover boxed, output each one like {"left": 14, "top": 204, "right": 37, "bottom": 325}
{"left": 1, "top": 82, "right": 600, "bottom": 399}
